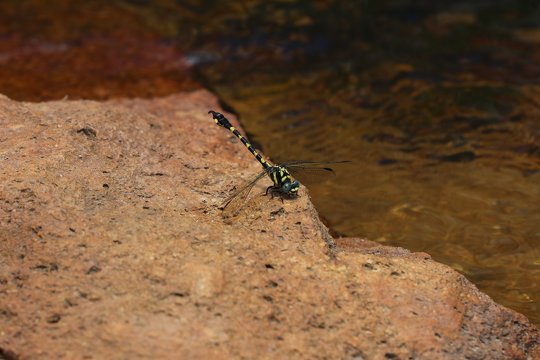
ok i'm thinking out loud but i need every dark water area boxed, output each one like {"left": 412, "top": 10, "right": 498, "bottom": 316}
{"left": 0, "top": 1, "right": 538, "bottom": 326}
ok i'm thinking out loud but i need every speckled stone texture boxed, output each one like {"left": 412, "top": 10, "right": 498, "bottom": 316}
{"left": 0, "top": 91, "right": 538, "bottom": 359}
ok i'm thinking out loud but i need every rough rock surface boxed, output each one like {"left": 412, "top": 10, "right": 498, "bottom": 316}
{"left": 0, "top": 91, "right": 538, "bottom": 359}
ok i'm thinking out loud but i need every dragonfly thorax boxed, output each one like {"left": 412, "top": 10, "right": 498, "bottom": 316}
{"left": 267, "top": 166, "right": 300, "bottom": 195}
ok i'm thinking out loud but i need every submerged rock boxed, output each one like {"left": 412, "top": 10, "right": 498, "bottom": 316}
{"left": 0, "top": 91, "right": 538, "bottom": 359}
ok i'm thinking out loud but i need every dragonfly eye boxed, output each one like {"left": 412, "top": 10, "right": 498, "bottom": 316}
{"left": 281, "top": 182, "right": 292, "bottom": 193}
{"left": 282, "top": 180, "right": 300, "bottom": 194}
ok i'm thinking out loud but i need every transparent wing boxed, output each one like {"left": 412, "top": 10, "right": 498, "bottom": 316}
{"left": 282, "top": 160, "right": 351, "bottom": 185}
{"left": 221, "top": 170, "right": 268, "bottom": 216}
{"left": 281, "top": 160, "right": 351, "bottom": 167}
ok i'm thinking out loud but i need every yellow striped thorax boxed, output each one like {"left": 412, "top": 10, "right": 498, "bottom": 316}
{"left": 268, "top": 165, "right": 300, "bottom": 195}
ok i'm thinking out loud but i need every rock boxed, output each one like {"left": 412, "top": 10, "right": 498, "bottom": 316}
{"left": 0, "top": 35, "right": 199, "bottom": 102}
{"left": 0, "top": 91, "right": 538, "bottom": 359}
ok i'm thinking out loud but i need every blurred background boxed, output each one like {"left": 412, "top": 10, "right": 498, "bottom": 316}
{"left": 1, "top": 0, "right": 538, "bottom": 326}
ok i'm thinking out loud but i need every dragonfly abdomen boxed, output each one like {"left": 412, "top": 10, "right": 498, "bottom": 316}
{"left": 209, "top": 110, "right": 270, "bottom": 170}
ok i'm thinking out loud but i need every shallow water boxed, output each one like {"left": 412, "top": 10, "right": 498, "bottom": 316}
{"left": 0, "top": 1, "right": 538, "bottom": 326}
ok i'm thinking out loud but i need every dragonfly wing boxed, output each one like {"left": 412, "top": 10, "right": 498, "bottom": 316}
{"left": 222, "top": 170, "right": 268, "bottom": 215}
{"left": 281, "top": 160, "right": 351, "bottom": 167}
{"left": 283, "top": 161, "right": 350, "bottom": 184}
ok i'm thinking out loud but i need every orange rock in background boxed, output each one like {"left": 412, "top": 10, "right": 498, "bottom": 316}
{"left": 0, "top": 35, "right": 199, "bottom": 101}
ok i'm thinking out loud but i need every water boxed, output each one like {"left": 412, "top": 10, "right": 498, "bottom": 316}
{"left": 0, "top": 1, "right": 538, "bottom": 326}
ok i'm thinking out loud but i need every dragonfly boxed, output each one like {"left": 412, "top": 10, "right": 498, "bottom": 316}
{"left": 208, "top": 110, "right": 349, "bottom": 215}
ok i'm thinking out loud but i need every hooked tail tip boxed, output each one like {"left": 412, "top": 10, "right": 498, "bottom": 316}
{"left": 209, "top": 110, "right": 224, "bottom": 119}
{"left": 209, "top": 110, "right": 227, "bottom": 122}
{"left": 209, "top": 110, "right": 228, "bottom": 127}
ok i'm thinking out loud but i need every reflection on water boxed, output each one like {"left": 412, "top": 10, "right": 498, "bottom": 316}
{"left": 0, "top": 0, "right": 538, "bottom": 326}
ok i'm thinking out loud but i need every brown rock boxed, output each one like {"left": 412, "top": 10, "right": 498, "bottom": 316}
{"left": 0, "top": 91, "right": 538, "bottom": 359}
{"left": 0, "top": 35, "right": 200, "bottom": 101}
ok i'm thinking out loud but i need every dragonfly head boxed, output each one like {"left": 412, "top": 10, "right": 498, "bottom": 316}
{"left": 281, "top": 179, "right": 300, "bottom": 195}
